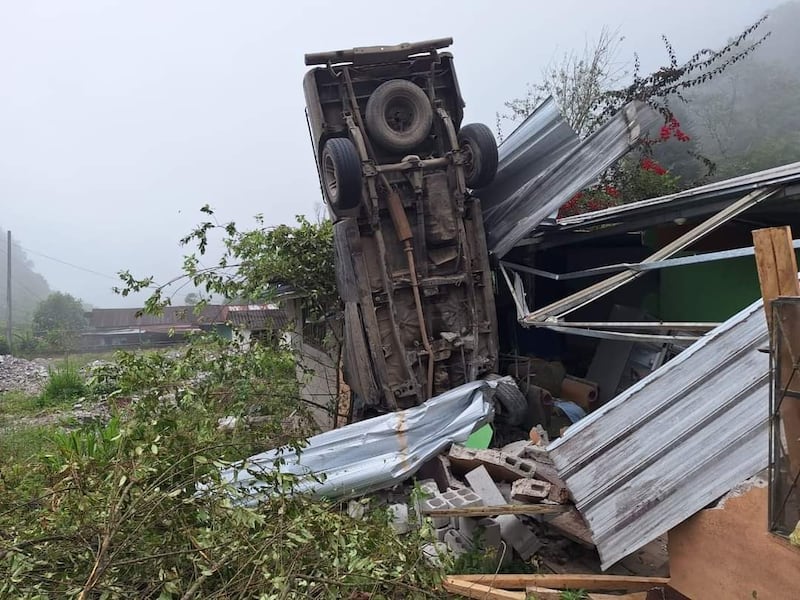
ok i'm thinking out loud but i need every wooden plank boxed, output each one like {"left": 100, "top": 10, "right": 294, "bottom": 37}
{"left": 421, "top": 504, "right": 567, "bottom": 518}
{"left": 589, "top": 593, "right": 648, "bottom": 600}
{"left": 452, "top": 574, "right": 670, "bottom": 592}
{"left": 525, "top": 586, "right": 563, "bottom": 599}
{"left": 443, "top": 577, "right": 525, "bottom": 600}
{"left": 545, "top": 507, "right": 595, "bottom": 548}
{"left": 752, "top": 226, "right": 800, "bottom": 326}
{"left": 752, "top": 226, "right": 800, "bottom": 477}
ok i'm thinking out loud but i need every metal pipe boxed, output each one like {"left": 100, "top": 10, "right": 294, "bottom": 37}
{"left": 501, "top": 238, "right": 800, "bottom": 281}
{"left": 386, "top": 189, "right": 434, "bottom": 400}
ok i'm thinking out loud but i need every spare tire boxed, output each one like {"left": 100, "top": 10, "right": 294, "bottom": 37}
{"left": 493, "top": 380, "right": 529, "bottom": 427}
{"left": 365, "top": 79, "right": 433, "bottom": 152}
{"left": 320, "top": 137, "right": 362, "bottom": 212}
{"left": 458, "top": 123, "right": 499, "bottom": 188}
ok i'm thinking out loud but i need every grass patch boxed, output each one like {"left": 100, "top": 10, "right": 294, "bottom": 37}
{"left": 39, "top": 362, "right": 86, "bottom": 406}
{"left": 0, "top": 424, "right": 56, "bottom": 463}
{"left": 0, "top": 391, "right": 44, "bottom": 417}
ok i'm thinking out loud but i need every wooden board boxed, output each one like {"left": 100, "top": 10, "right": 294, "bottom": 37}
{"left": 752, "top": 226, "right": 800, "bottom": 475}
{"left": 443, "top": 577, "right": 525, "bottom": 599}
{"left": 451, "top": 574, "right": 670, "bottom": 592}
{"left": 421, "top": 504, "right": 567, "bottom": 518}
{"left": 752, "top": 226, "right": 800, "bottom": 325}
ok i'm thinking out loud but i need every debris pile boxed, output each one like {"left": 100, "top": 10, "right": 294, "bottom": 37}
{"left": 0, "top": 355, "right": 50, "bottom": 395}
{"left": 406, "top": 434, "right": 593, "bottom": 568}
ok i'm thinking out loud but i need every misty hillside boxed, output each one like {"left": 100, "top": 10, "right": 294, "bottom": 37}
{"left": 667, "top": 1, "right": 800, "bottom": 181}
{"left": 0, "top": 227, "right": 51, "bottom": 326}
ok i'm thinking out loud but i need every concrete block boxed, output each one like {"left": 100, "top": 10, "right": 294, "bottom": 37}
{"left": 388, "top": 503, "right": 411, "bottom": 534}
{"left": 448, "top": 444, "right": 536, "bottom": 482}
{"left": 417, "top": 479, "right": 440, "bottom": 496}
{"left": 496, "top": 481, "right": 513, "bottom": 503}
{"left": 496, "top": 514, "right": 542, "bottom": 560}
{"left": 422, "top": 496, "right": 451, "bottom": 527}
{"left": 435, "top": 526, "right": 450, "bottom": 542}
{"left": 347, "top": 499, "right": 367, "bottom": 520}
{"left": 478, "top": 517, "right": 502, "bottom": 550}
{"left": 523, "top": 443, "right": 555, "bottom": 465}
{"left": 444, "top": 528, "right": 471, "bottom": 557}
{"left": 511, "top": 478, "right": 552, "bottom": 503}
{"left": 441, "top": 486, "right": 482, "bottom": 509}
{"left": 421, "top": 542, "right": 449, "bottom": 567}
{"left": 465, "top": 465, "right": 507, "bottom": 506}
{"left": 417, "top": 454, "right": 463, "bottom": 492}
{"left": 501, "top": 439, "right": 532, "bottom": 457}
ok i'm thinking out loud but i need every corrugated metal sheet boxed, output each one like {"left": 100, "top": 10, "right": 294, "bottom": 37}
{"left": 218, "top": 379, "right": 494, "bottom": 503}
{"left": 226, "top": 306, "right": 289, "bottom": 331}
{"left": 479, "top": 97, "right": 579, "bottom": 226}
{"left": 481, "top": 101, "right": 659, "bottom": 257}
{"left": 548, "top": 298, "right": 770, "bottom": 570}
{"left": 88, "top": 305, "right": 226, "bottom": 329}
{"left": 553, "top": 160, "right": 800, "bottom": 232}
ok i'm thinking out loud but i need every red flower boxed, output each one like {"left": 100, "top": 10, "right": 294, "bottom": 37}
{"left": 660, "top": 126, "right": 671, "bottom": 141}
{"left": 641, "top": 157, "right": 667, "bottom": 175}
{"left": 604, "top": 185, "right": 620, "bottom": 198}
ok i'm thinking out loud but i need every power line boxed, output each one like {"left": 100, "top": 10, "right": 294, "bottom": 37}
{"left": 18, "top": 246, "right": 120, "bottom": 281}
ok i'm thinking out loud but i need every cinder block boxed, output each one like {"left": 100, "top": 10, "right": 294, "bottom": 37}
{"left": 388, "top": 503, "right": 411, "bottom": 534}
{"left": 465, "top": 465, "right": 506, "bottom": 506}
{"left": 478, "top": 517, "right": 502, "bottom": 550}
{"left": 421, "top": 542, "right": 449, "bottom": 567}
{"left": 435, "top": 526, "right": 450, "bottom": 542}
{"left": 417, "top": 479, "right": 440, "bottom": 496}
{"left": 417, "top": 454, "right": 463, "bottom": 492}
{"left": 496, "top": 514, "right": 542, "bottom": 560}
{"left": 441, "top": 487, "right": 482, "bottom": 509}
{"left": 422, "top": 496, "right": 450, "bottom": 527}
{"left": 448, "top": 444, "right": 536, "bottom": 482}
{"left": 501, "top": 440, "right": 532, "bottom": 457}
{"left": 511, "top": 479, "right": 552, "bottom": 503}
{"left": 444, "top": 528, "right": 471, "bottom": 557}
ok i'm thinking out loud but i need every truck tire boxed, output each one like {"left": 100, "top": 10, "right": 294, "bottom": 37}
{"left": 321, "top": 138, "right": 362, "bottom": 212}
{"left": 494, "top": 380, "right": 529, "bottom": 427}
{"left": 365, "top": 79, "right": 433, "bottom": 152}
{"left": 458, "top": 123, "right": 499, "bottom": 188}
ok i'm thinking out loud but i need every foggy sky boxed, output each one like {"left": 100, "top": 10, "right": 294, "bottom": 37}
{"left": 0, "top": 0, "right": 783, "bottom": 308}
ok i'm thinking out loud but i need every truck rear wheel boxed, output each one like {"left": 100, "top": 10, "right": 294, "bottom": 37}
{"left": 458, "top": 123, "right": 499, "bottom": 189}
{"left": 321, "top": 137, "right": 362, "bottom": 212}
{"left": 365, "top": 79, "right": 433, "bottom": 152}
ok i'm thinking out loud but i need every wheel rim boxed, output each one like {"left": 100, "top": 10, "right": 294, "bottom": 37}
{"left": 461, "top": 141, "right": 477, "bottom": 180}
{"left": 384, "top": 96, "right": 416, "bottom": 134}
{"left": 323, "top": 152, "right": 338, "bottom": 200}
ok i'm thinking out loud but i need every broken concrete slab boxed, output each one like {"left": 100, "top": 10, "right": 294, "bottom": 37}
{"left": 465, "top": 465, "right": 507, "bottom": 506}
{"left": 512, "top": 478, "right": 552, "bottom": 503}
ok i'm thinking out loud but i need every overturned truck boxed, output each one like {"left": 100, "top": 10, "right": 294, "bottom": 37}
{"left": 304, "top": 38, "right": 499, "bottom": 418}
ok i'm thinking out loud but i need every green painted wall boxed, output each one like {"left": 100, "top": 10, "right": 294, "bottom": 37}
{"left": 660, "top": 253, "right": 800, "bottom": 322}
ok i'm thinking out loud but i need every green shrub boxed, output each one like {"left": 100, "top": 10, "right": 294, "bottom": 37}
{"left": 39, "top": 362, "right": 86, "bottom": 406}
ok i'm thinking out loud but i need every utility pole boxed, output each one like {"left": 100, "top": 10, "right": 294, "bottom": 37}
{"left": 6, "top": 230, "right": 11, "bottom": 353}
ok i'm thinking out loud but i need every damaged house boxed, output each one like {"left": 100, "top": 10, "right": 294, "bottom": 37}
{"left": 226, "top": 38, "right": 800, "bottom": 598}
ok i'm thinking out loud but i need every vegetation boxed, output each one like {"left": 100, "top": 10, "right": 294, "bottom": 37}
{"left": 501, "top": 16, "right": 770, "bottom": 215}
{"left": 0, "top": 216, "right": 448, "bottom": 598}
{"left": 39, "top": 363, "right": 86, "bottom": 407}
{"left": 32, "top": 292, "right": 89, "bottom": 355}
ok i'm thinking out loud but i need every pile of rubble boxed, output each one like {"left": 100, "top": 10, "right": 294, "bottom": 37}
{"left": 0, "top": 355, "right": 50, "bottom": 395}
{"left": 377, "top": 433, "right": 593, "bottom": 569}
